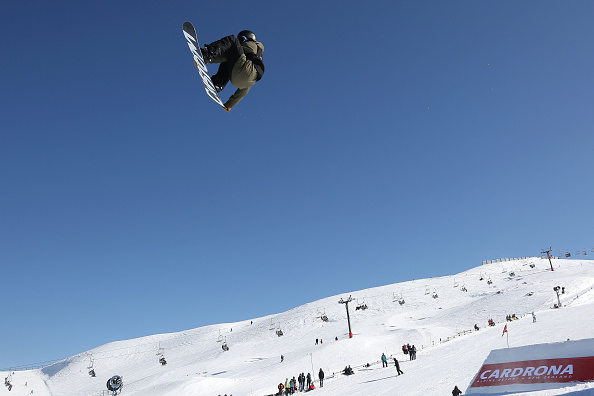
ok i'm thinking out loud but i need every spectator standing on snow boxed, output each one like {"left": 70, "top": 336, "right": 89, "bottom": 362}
{"left": 402, "top": 344, "right": 408, "bottom": 355}
{"left": 452, "top": 385, "right": 463, "bottom": 395}
{"left": 532, "top": 312, "right": 537, "bottom": 323}
{"left": 277, "top": 383, "right": 284, "bottom": 395}
{"left": 318, "top": 368, "right": 325, "bottom": 387}
{"left": 381, "top": 353, "right": 388, "bottom": 367}
{"left": 306, "top": 373, "right": 312, "bottom": 389}
{"left": 393, "top": 358, "right": 404, "bottom": 375}
{"left": 411, "top": 345, "right": 417, "bottom": 360}
{"left": 302, "top": 373, "right": 306, "bottom": 391}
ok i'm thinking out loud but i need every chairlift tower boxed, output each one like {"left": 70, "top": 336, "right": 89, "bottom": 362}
{"left": 541, "top": 247, "right": 554, "bottom": 271}
{"left": 338, "top": 295, "right": 354, "bottom": 339}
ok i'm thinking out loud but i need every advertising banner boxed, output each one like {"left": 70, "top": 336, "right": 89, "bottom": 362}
{"left": 466, "top": 338, "right": 594, "bottom": 395}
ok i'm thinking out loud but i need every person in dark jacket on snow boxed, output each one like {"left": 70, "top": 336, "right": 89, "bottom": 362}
{"left": 452, "top": 385, "right": 463, "bottom": 395}
{"left": 393, "top": 358, "right": 404, "bottom": 375}
{"left": 200, "top": 30, "right": 265, "bottom": 111}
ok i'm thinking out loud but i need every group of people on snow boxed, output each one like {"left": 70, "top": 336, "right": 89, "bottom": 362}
{"left": 402, "top": 344, "right": 417, "bottom": 360}
{"left": 277, "top": 370, "right": 323, "bottom": 394}
{"left": 506, "top": 314, "right": 519, "bottom": 322}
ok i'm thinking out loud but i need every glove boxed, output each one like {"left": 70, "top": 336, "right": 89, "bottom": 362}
{"left": 194, "top": 60, "right": 198, "bottom": 67}
{"left": 223, "top": 105, "right": 231, "bottom": 112}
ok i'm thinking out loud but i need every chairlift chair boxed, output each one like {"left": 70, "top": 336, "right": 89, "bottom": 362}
{"left": 220, "top": 336, "right": 230, "bottom": 351}
{"left": 392, "top": 293, "right": 405, "bottom": 305}
{"left": 276, "top": 328, "right": 284, "bottom": 337}
{"left": 355, "top": 299, "right": 368, "bottom": 311}
{"left": 87, "top": 357, "right": 95, "bottom": 377}
{"left": 487, "top": 278, "right": 493, "bottom": 285}
{"left": 156, "top": 344, "right": 167, "bottom": 365}
{"left": 317, "top": 308, "right": 329, "bottom": 320}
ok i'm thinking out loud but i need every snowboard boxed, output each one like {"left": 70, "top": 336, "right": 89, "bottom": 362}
{"left": 182, "top": 21, "right": 225, "bottom": 108}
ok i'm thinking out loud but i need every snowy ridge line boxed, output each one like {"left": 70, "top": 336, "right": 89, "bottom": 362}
{"left": 4, "top": 263, "right": 551, "bottom": 376}
{"left": 4, "top": 258, "right": 555, "bottom": 373}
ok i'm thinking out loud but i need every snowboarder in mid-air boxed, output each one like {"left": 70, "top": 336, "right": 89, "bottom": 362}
{"left": 199, "top": 30, "right": 265, "bottom": 111}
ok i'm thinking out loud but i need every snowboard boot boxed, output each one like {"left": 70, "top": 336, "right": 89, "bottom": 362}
{"left": 211, "top": 78, "right": 226, "bottom": 93}
{"left": 211, "top": 73, "right": 228, "bottom": 93}
{"left": 201, "top": 44, "right": 224, "bottom": 64}
{"left": 200, "top": 47, "right": 213, "bottom": 64}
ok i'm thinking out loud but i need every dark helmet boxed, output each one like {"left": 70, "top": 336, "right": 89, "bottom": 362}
{"left": 238, "top": 30, "right": 256, "bottom": 43}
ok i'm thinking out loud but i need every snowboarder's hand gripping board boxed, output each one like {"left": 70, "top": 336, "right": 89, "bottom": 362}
{"left": 182, "top": 21, "right": 227, "bottom": 110}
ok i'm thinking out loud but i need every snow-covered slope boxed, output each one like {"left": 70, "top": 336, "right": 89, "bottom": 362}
{"left": 3, "top": 258, "right": 594, "bottom": 396}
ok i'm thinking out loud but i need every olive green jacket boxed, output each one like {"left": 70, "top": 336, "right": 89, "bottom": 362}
{"left": 225, "top": 40, "right": 264, "bottom": 108}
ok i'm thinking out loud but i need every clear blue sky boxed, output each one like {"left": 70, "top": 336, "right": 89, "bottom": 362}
{"left": 1, "top": 1, "right": 593, "bottom": 369}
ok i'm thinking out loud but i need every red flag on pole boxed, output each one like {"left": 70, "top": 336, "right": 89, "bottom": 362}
{"left": 502, "top": 324, "right": 508, "bottom": 336}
